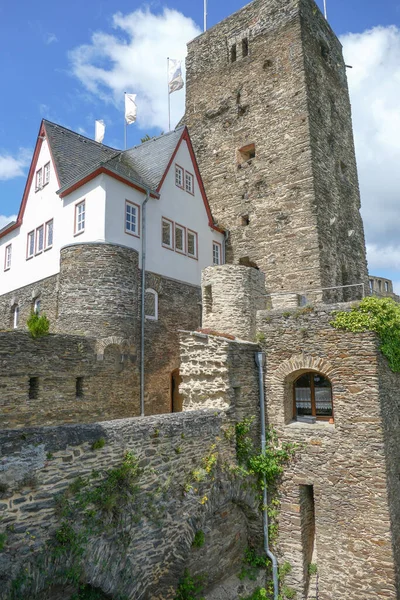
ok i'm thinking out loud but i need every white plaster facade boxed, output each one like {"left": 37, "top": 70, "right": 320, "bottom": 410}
{"left": 0, "top": 127, "right": 224, "bottom": 295}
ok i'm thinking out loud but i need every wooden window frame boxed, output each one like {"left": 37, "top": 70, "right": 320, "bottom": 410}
{"left": 293, "top": 372, "right": 334, "bottom": 422}
{"left": 162, "top": 217, "right": 174, "bottom": 251}
{"left": 74, "top": 200, "right": 86, "bottom": 236}
{"left": 187, "top": 228, "right": 198, "bottom": 260}
{"left": 125, "top": 200, "right": 140, "bottom": 238}
{"left": 26, "top": 230, "right": 35, "bottom": 259}
{"left": 43, "top": 162, "right": 50, "bottom": 186}
{"left": 175, "top": 164, "right": 184, "bottom": 189}
{"left": 212, "top": 241, "right": 222, "bottom": 265}
{"left": 185, "top": 171, "right": 195, "bottom": 195}
{"left": 4, "top": 244, "right": 11, "bottom": 271}
{"left": 35, "top": 225, "right": 44, "bottom": 255}
{"left": 175, "top": 223, "right": 186, "bottom": 255}
{"left": 45, "top": 219, "right": 53, "bottom": 250}
{"left": 35, "top": 168, "right": 43, "bottom": 191}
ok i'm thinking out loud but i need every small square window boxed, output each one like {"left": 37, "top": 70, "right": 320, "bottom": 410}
{"left": 187, "top": 230, "right": 198, "bottom": 259}
{"left": 36, "top": 226, "right": 44, "bottom": 254}
{"left": 162, "top": 218, "right": 174, "bottom": 249}
{"left": 185, "top": 172, "right": 194, "bottom": 195}
{"left": 213, "top": 241, "right": 222, "bottom": 265}
{"left": 27, "top": 231, "right": 35, "bottom": 258}
{"left": 45, "top": 219, "right": 53, "bottom": 248}
{"left": 175, "top": 165, "right": 184, "bottom": 189}
{"left": 125, "top": 201, "right": 140, "bottom": 237}
{"left": 4, "top": 244, "right": 11, "bottom": 270}
{"left": 43, "top": 162, "right": 50, "bottom": 185}
{"left": 75, "top": 200, "right": 85, "bottom": 235}
{"left": 35, "top": 168, "right": 43, "bottom": 190}
{"left": 175, "top": 224, "right": 186, "bottom": 254}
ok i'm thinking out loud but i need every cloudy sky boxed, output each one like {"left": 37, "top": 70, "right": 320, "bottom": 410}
{"left": 0, "top": 0, "right": 399, "bottom": 288}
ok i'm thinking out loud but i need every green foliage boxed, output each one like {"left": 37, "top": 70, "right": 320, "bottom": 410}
{"left": 281, "top": 586, "right": 296, "bottom": 599}
{"left": 174, "top": 569, "right": 205, "bottom": 600}
{"left": 308, "top": 563, "right": 318, "bottom": 575}
{"left": 91, "top": 438, "right": 106, "bottom": 451}
{"left": 71, "top": 585, "right": 107, "bottom": 599}
{"left": 192, "top": 530, "right": 205, "bottom": 548}
{"left": 331, "top": 296, "right": 400, "bottom": 372}
{"left": 279, "top": 562, "right": 292, "bottom": 580}
{"left": 27, "top": 312, "right": 50, "bottom": 338}
{"left": 0, "top": 532, "right": 7, "bottom": 551}
{"left": 255, "top": 331, "right": 266, "bottom": 343}
{"left": 141, "top": 134, "right": 152, "bottom": 143}
{"left": 46, "top": 452, "right": 54, "bottom": 460}
{"left": 240, "top": 588, "right": 268, "bottom": 600}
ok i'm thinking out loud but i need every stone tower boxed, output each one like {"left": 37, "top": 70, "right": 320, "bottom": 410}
{"left": 184, "top": 0, "right": 368, "bottom": 302}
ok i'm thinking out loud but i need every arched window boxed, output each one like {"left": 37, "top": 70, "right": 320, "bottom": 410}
{"left": 12, "top": 305, "right": 19, "bottom": 329}
{"left": 145, "top": 288, "right": 158, "bottom": 321}
{"left": 294, "top": 372, "right": 333, "bottom": 421}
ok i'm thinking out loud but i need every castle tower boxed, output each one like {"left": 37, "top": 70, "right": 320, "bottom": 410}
{"left": 184, "top": 0, "right": 368, "bottom": 302}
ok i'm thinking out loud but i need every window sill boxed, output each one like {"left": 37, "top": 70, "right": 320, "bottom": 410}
{"left": 285, "top": 420, "right": 335, "bottom": 430}
{"left": 26, "top": 255, "right": 34, "bottom": 260}
{"left": 74, "top": 230, "right": 85, "bottom": 237}
{"left": 125, "top": 230, "right": 140, "bottom": 238}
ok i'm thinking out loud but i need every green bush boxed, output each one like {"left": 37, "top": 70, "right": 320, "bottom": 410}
{"left": 174, "top": 569, "right": 204, "bottom": 600}
{"left": 331, "top": 297, "right": 400, "bottom": 372}
{"left": 27, "top": 312, "right": 50, "bottom": 338}
{"left": 192, "top": 530, "right": 205, "bottom": 548}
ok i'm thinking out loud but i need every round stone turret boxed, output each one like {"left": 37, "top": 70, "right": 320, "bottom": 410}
{"left": 201, "top": 265, "right": 265, "bottom": 341}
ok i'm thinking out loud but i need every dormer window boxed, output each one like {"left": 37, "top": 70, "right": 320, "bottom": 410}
{"left": 35, "top": 168, "right": 43, "bottom": 191}
{"left": 43, "top": 162, "right": 50, "bottom": 185}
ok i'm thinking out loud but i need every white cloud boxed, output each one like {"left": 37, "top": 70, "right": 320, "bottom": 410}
{"left": 341, "top": 26, "right": 400, "bottom": 280}
{"left": 69, "top": 8, "right": 201, "bottom": 131}
{"left": 0, "top": 149, "right": 31, "bottom": 181}
{"left": 45, "top": 33, "right": 58, "bottom": 45}
{"left": 0, "top": 215, "right": 17, "bottom": 230}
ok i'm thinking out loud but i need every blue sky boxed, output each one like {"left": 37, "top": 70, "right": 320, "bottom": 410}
{"left": 1, "top": 0, "right": 400, "bottom": 287}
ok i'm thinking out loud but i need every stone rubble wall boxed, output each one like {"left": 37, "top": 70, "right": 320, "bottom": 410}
{"left": 0, "top": 411, "right": 262, "bottom": 600}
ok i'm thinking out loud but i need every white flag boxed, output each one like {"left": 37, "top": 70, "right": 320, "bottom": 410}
{"left": 125, "top": 93, "right": 137, "bottom": 125}
{"left": 168, "top": 59, "right": 184, "bottom": 94}
{"left": 95, "top": 120, "right": 105, "bottom": 143}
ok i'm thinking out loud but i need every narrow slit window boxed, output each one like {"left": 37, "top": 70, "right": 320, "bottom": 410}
{"left": 385, "top": 281, "right": 389, "bottom": 292}
{"left": 76, "top": 377, "right": 84, "bottom": 398}
{"left": 29, "top": 377, "right": 39, "bottom": 400}
{"left": 13, "top": 305, "right": 19, "bottom": 329}
{"left": 242, "top": 38, "right": 249, "bottom": 57}
{"left": 33, "top": 298, "right": 41, "bottom": 315}
{"left": 230, "top": 44, "right": 237, "bottom": 63}
{"left": 204, "top": 285, "right": 213, "bottom": 314}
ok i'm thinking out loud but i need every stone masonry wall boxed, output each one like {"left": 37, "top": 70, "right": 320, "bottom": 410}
{"left": 0, "top": 274, "right": 59, "bottom": 331}
{"left": 0, "top": 411, "right": 262, "bottom": 600}
{"left": 184, "top": 0, "right": 368, "bottom": 301}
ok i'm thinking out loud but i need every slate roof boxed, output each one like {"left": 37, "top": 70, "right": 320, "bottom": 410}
{"left": 43, "top": 120, "right": 185, "bottom": 194}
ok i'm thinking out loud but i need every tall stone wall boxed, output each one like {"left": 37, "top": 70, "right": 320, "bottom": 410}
{"left": 183, "top": 0, "right": 368, "bottom": 301}
{"left": 0, "top": 411, "right": 262, "bottom": 600}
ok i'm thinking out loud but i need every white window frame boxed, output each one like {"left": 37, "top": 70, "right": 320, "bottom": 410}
{"left": 187, "top": 229, "right": 198, "bottom": 260}
{"left": 35, "top": 168, "right": 43, "bottom": 191}
{"left": 185, "top": 171, "right": 194, "bottom": 195}
{"left": 175, "top": 164, "right": 184, "bottom": 189}
{"left": 27, "top": 231, "right": 35, "bottom": 259}
{"left": 175, "top": 223, "right": 186, "bottom": 255}
{"left": 162, "top": 217, "right": 174, "bottom": 250}
{"left": 125, "top": 201, "right": 140, "bottom": 237}
{"left": 145, "top": 288, "right": 158, "bottom": 321}
{"left": 43, "top": 162, "right": 50, "bottom": 185}
{"left": 13, "top": 305, "right": 19, "bottom": 329}
{"left": 45, "top": 219, "right": 53, "bottom": 249}
{"left": 4, "top": 244, "right": 12, "bottom": 270}
{"left": 36, "top": 225, "right": 44, "bottom": 254}
{"left": 75, "top": 200, "right": 85, "bottom": 235}
{"left": 213, "top": 241, "right": 222, "bottom": 265}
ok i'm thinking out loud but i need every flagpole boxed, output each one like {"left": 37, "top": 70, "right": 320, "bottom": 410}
{"left": 167, "top": 57, "right": 171, "bottom": 132}
{"left": 204, "top": 0, "right": 207, "bottom": 31}
{"left": 124, "top": 92, "right": 127, "bottom": 149}
{"left": 323, "top": 0, "right": 327, "bottom": 19}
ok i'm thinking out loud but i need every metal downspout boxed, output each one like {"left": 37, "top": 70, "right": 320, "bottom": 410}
{"left": 255, "top": 351, "right": 279, "bottom": 600}
{"left": 140, "top": 190, "right": 150, "bottom": 417}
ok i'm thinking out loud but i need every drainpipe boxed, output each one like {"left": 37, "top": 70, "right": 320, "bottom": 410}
{"left": 255, "top": 351, "right": 279, "bottom": 600}
{"left": 140, "top": 190, "right": 150, "bottom": 417}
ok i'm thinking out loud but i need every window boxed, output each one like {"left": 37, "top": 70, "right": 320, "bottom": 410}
{"left": 242, "top": 38, "right": 249, "bottom": 57}
{"left": 43, "top": 162, "right": 50, "bottom": 185}
{"left": 185, "top": 171, "right": 194, "bottom": 195}
{"left": 75, "top": 200, "right": 85, "bottom": 235}
{"left": 76, "top": 377, "right": 84, "bottom": 398}
{"left": 213, "top": 241, "right": 222, "bottom": 265}
{"left": 36, "top": 225, "right": 44, "bottom": 254}
{"left": 162, "top": 218, "right": 174, "bottom": 249}
{"left": 175, "top": 165, "right": 184, "bottom": 189}
{"left": 125, "top": 201, "right": 140, "bottom": 237}
{"left": 35, "top": 168, "right": 43, "bottom": 191}
{"left": 4, "top": 244, "right": 11, "bottom": 270}
{"left": 34, "top": 298, "right": 41, "bottom": 315}
{"left": 294, "top": 372, "right": 333, "bottom": 421}
{"left": 238, "top": 143, "right": 255, "bottom": 164}
{"left": 145, "top": 288, "right": 158, "bottom": 321}
{"left": 187, "top": 229, "right": 198, "bottom": 259}
{"left": 385, "top": 281, "right": 389, "bottom": 293}
{"left": 45, "top": 219, "right": 53, "bottom": 249}
{"left": 27, "top": 231, "right": 35, "bottom": 258}
{"left": 204, "top": 285, "right": 213, "bottom": 314}
{"left": 369, "top": 279, "right": 374, "bottom": 292}
{"left": 175, "top": 224, "right": 186, "bottom": 254}
{"left": 29, "top": 377, "right": 39, "bottom": 400}
{"left": 378, "top": 280, "right": 382, "bottom": 292}
{"left": 230, "top": 44, "right": 237, "bottom": 63}
{"left": 13, "top": 305, "right": 19, "bottom": 329}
